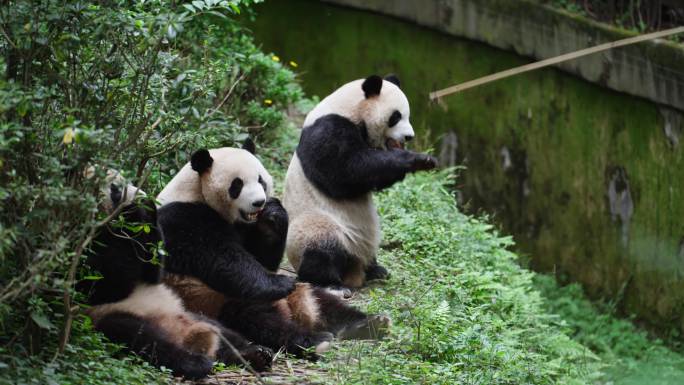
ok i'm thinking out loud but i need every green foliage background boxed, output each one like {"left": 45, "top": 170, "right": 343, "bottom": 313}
{"left": 0, "top": 1, "right": 301, "bottom": 383}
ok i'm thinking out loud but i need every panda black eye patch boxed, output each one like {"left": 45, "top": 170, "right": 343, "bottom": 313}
{"left": 388, "top": 110, "right": 402, "bottom": 127}
{"left": 258, "top": 175, "right": 267, "bottom": 192}
{"left": 229, "top": 178, "right": 243, "bottom": 199}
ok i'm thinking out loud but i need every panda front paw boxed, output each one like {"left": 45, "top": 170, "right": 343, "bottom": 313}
{"left": 257, "top": 197, "right": 289, "bottom": 239}
{"left": 266, "top": 274, "right": 297, "bottom": 300}
{"left": 410, "top": 153, "right": 438, "bottom": 172}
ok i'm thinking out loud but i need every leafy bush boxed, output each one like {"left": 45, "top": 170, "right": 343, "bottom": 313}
{"left": 0, "top": 0, "right": 302, "bottom": 383}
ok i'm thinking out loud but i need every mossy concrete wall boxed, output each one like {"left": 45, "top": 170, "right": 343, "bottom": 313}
{"left": 322, "top": 0, "right": 684, "bottom": 112}
{"left": 248, "top": 0, "right": 684, "bottom": 337}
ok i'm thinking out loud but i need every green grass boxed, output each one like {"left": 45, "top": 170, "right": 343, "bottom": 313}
{"left": 304, "top": 167, "right": 684, "bottom": 385}
{"left": 535, "top": 275, "right": 684, "bottom": 385}
{"left": 316, "top": 170, "right": 601, "bottom": 384}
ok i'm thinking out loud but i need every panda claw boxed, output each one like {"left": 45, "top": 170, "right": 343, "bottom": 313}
{"left": 337, "top": 314, "right": 392, "bottom": 341}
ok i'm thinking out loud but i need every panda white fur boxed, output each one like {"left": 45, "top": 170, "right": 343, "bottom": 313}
{"left": 284, "top": 75, "right": 437, "bottom": 288}
{"left": 84, "top": 180, "right": 273, "bottom": 380}
{"left": 156, "top": 143, "right": 391, "bottom": 359}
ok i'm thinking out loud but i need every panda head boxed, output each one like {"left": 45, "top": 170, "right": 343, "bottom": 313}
{"left": 306, "top": 74, "right": 414, "bottom": 151}
{"left": 359, "top": 74, "right": 414, "bottom": 150}
{"left": 89, "top": 189, "right": 160, "bottom": 285}
{"left": 190, "top": 142, "right": 274, "bottom": 224}
{"left": 97, "top": 169, "right": 146, "bottom": 213}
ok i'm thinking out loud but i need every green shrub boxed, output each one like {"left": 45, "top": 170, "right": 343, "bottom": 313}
{"left": 0, "top": 0, "right": 302, "bottom": 383}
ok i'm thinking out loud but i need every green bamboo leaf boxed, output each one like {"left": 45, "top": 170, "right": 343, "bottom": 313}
{"left": 31, "top": 311, "right": 55, "bottom": 330}
{"left": 208, "top": 10, "right": 227, "bottom": 19}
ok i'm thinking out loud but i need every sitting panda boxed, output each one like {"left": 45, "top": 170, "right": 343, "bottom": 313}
{"left": 283, "top": 75, "right": 437, "bottom": 288}
{"left": 83, "top": 181, "right": 273, "bottom": 380}
{"left": 156, "top": 144, "right": 390, "bottom": 359}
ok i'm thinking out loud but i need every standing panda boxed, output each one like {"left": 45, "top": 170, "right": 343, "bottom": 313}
{"left": 284, "top": 75, "right": 437, "bottom": 288}
{"left": 156, "top": 144, "right": 390, "bottom": 359}
{"left": 84, "top": 182, "right": 273, "bottom": 380}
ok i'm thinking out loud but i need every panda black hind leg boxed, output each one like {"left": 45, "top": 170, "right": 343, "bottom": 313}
{"left": 191, "top": 313, "right": 274, "bottom": 372}
{"left": 217, "top": 298, "right": 332, "bottom": 360}
{"left": 311, "top": 287, "right": 391, "bottom": 340}
{"left": 96, "top": 311, "right": 213, "bottom": 380}
{"left": 240, "top": 197, "right": 289, "bottom": 272}
{"left": 297, "top": 237, "right": 360, "bottom": 288}
{"left": 215, "top": 327, "right": 274, "bottom": 371}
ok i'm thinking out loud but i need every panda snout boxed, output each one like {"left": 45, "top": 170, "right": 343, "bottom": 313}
{"left": 251, "top": 199, "right": 265, "bottom": 208}
{"left": 404, "top": 135, "right": 414, "bottom": 142}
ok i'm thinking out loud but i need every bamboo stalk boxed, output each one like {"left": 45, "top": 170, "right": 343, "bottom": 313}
{"left": 429, "top": 26, "right": 684, "bottom": 100}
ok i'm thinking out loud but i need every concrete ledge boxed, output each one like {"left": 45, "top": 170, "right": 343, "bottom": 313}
{"left": 321, "top": 0, "right": 684, "bottom": 111}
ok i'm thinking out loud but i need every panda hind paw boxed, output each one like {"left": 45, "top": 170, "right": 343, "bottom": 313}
{"left": 337, "top": 314, "right": 392, "bottom": 341}
{"left": 365, "top": 264, "right": 390, "bottom": 281}
{"left": 294, "top": 331, "right": 334, "bottom": 361}
{"left": 241, "top": 344, "right": 274, "bottom": 372}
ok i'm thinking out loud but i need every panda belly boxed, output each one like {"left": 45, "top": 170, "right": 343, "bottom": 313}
{"left": 87, "top": 283, "right": 221, "bottom": 358}
{"left": 283, "top": 154, "right": 380, "bottom": 269}
{"left": 163, "top": 273, "right": 321, "bottom": 330}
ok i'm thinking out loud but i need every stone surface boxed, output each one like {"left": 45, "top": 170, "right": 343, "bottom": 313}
{"left": 322, "top": 0, "right": 684, "bottom": 112}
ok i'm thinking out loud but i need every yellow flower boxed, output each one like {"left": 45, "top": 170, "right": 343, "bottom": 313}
{"left": 63, "top": 128, "right": 75, "bottom": 145}
{"left": 264, "top": 99, "right": 273, "bottom": 105}
{"left": 271, "top": 55, "right": 280, "bottom": 62}
{"left": 289, "top": 61, "right": 298, "bottom": 68}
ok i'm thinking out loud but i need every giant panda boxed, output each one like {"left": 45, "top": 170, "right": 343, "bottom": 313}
{"left": 156, "top": 144, "right": 390, "bottom": 359}
{"left": 83, "top": 180, "right": 273, "bottom": 380}
{"left": 283, "top": 75, "right": 437, "bottom": 288}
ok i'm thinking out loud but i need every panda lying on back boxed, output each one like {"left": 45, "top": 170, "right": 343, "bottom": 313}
{"left": 84, "top": 181, "right": 273, "bottom": 380}
{"left": 157, "top": 144, "right": 390, "bottom": 358}
{"left": 284, "top": 75, "right": 437, "bottom": 288}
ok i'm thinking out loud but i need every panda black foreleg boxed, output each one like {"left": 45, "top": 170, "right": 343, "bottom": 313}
{"left": 159, "top": 201, "right": 295, "bottom": 301}
{"left": 343, "top": 148, "right": 438, "bottom": 193}
{"left": 96, "top": 311, "right": 213, "bottom": 380}
{"left": 217, "top": 299, "right": 332, "bottom": 360}
{"left": 239, "top": 197, "right": 289, "bottom": 272}
{"left": 297, "top": 115, "right": 438, "bottom": 199}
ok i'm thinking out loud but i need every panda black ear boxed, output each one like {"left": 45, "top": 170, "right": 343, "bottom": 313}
{"left": 384, "top": 74, "right": 401, "bottom": 88}
{"left": 140, "top": 197, "right": 158, "bottom": 225}
{"left": 362, "top": 75, "right": 383, "bottom": 98}
{"left": 190, "top": 149, "right": 213, "bottom": 174}
{"left": 242, "top": 138, "right": 256, "bottom": 155}
{"left": 109, "top": 183, "right": 122, "bottom": 209}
